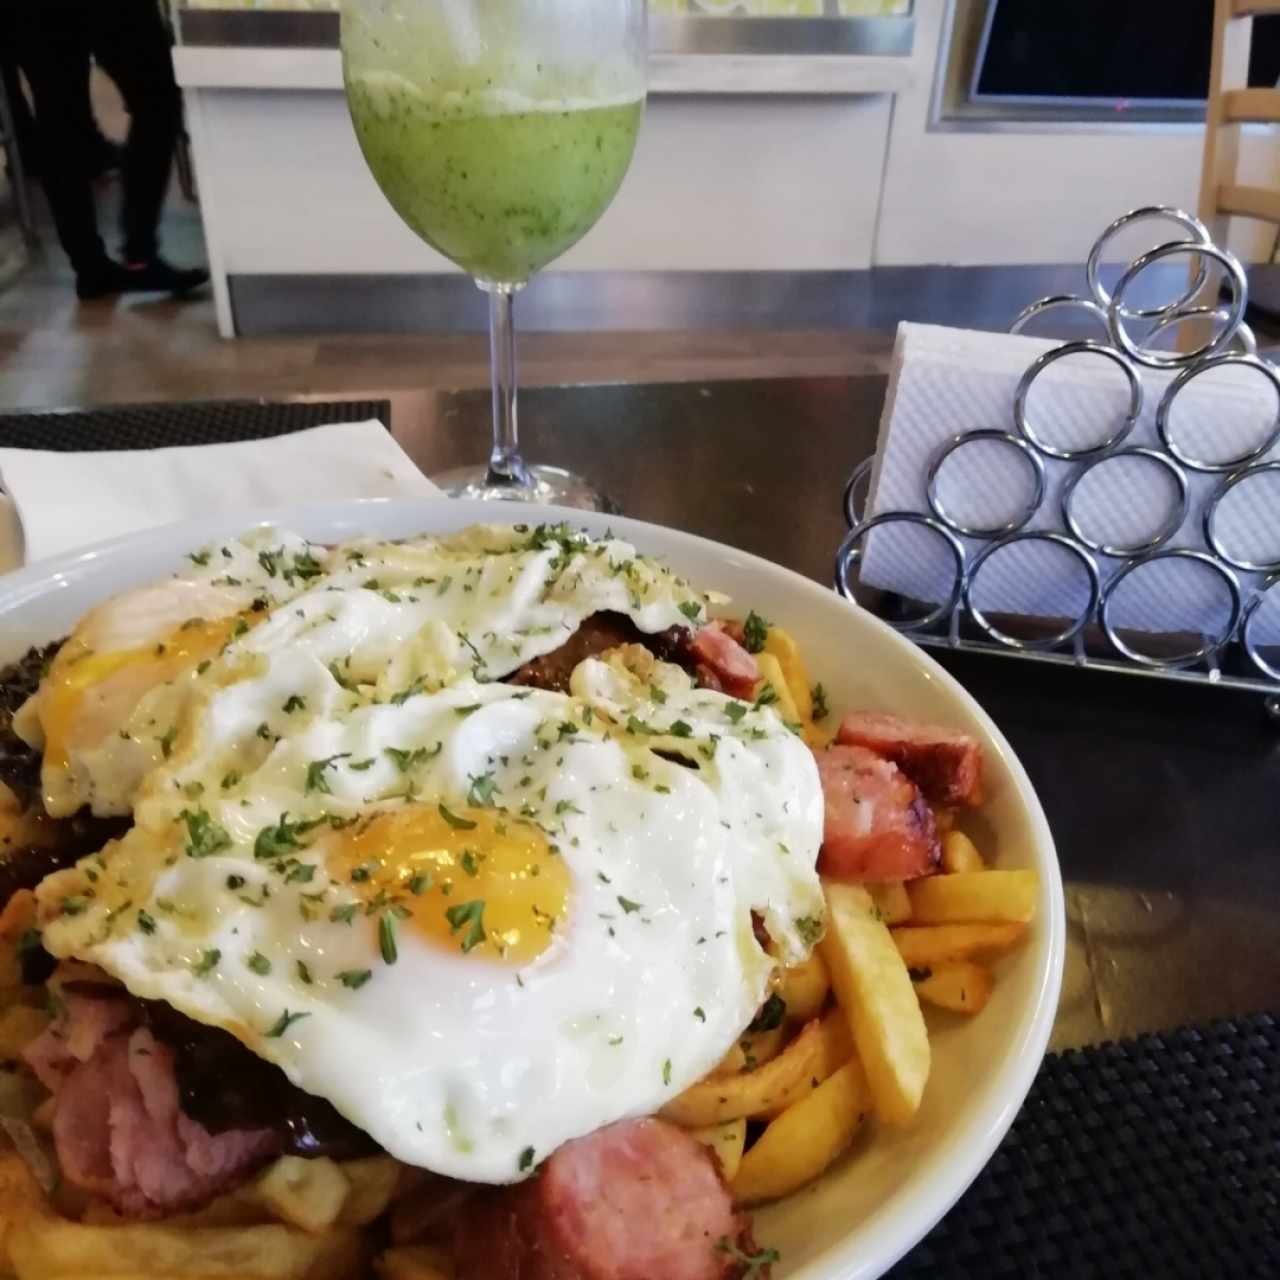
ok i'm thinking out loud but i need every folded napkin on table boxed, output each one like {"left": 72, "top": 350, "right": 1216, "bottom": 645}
{"left": 0, "top": 420, "right": 441, "bottom": 575}
{"left": 862, "top": 323, "right": 1280, "bottom": 639}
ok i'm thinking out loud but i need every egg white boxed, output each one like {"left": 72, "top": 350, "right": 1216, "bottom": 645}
{"left": 38, "top": 665, "right": 823, "bottom": 1182}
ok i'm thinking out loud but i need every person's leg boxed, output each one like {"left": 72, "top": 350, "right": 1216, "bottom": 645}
{"left": 85, "top": 0, "right": 178, "bottom": 265}
{"left": 8, "top": 3, "right": 108, "bottom": 280}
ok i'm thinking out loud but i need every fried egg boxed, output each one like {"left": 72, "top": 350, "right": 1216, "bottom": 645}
{"left": 16, "top": 524, "right": 706, "bottom": 820}
{"left": 30, "top": 523, "right": 823, "bottom": 1183}
{"left": 38, "top": 667, "right": 823, "bottom": 1182}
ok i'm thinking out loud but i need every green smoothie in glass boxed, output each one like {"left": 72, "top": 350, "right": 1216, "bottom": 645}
{"left": 346, "top": 72, "right": 642, "bottom": 284}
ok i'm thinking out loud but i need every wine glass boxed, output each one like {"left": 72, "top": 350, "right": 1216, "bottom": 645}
{"left": 341, "top": 0, "right": 647, "bottom": 511}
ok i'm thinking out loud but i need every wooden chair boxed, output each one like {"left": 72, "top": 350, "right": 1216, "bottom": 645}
{"left": 1199, "top": 0, "right": 1280, "bottom": 248}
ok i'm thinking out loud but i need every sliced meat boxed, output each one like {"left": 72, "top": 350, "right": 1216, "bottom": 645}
{"left": 454, "top": 1118, "right": 761, "bottom": 1280}
{"left": 51, "top": 1027, "right": 277, "bottom": 1217}
{"left": 509, "top": 613, "right": 693, "bottom": 694}
{"left": 688, "top": 625, "right": 759, "bottom": 700}
{"left": 25, "top": 1001, "right": 279, "bottom": 1217}
{"left": 836, "top": 710, "right": 983, "bottom": 808}
{"left": 815, "top": 744, "right": 940, "bottom": 883}
{"left": 23, "top": 986, "right": 376, "bottom": 1217}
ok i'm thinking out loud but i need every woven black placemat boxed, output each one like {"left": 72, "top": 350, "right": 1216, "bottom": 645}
{"left": 889, "top": 1013, "right": 1279, "bottom": 1280}
{"left": 0, "top": 398, "right": 391, "bottom": 452}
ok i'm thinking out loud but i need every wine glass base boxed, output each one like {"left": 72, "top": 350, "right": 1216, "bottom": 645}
{"left": 432, "top": 464, "right": 619, "bottom": 514}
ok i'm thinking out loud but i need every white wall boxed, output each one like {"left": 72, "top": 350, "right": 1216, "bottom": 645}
{"left": 192, "top": 88, "right": 893, "bottom": 275}
{"left": 875, "top": 0, "right": 1280, "bottom": 266}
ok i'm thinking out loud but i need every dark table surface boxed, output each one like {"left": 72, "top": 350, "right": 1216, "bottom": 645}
{"left": 394, "top": 374, "right": 1280, "bottom": 1051}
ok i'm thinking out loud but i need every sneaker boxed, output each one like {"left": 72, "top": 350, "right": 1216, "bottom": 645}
{"left": 122, "top": 257, "right": 211, "bottom": 296}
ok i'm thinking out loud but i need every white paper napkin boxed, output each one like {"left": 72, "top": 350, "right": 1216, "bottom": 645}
{"left": 0, "top": 420, "right": 441, "bottom": 574}
{"left": 862, "top": 323, "right": 1280, "bottom": 642}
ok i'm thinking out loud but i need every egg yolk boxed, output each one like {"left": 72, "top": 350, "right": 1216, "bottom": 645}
{"left": 326, "top": 805, "right": 571, "bottom": 966}
{"left": 38, "top": 616, "right": 246, "bottom": 771}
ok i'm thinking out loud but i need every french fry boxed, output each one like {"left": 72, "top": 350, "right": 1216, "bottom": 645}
{"left": 940, "top": 830, "right": 984, "bottom": 874}
{"left": 376, "top": 1244, "right": 455, "bottom": 1280}
{"left": 775, "top": 950, "right": 830, "bottom": 1023}
{"left": 731, "top": 1059, "right": 870, "bottom": 1205}
{"left": 907, "top": 870, "right": 1037, "bottom": 925}
{"left": 690, "top": 1118, "right": 747, "bottom": 1182}
{"left": 6, "top": 1209, "right": 366, "bottom": 1279}
{"left": 911, "top": 961, "right": 994, "bottom": 1014}
{"left": 761, "top": 627, "right": 813, "bottom": 721}
{"left": 0, "top": 1005, "right": 49, "bottom": 1061}
{"left": 708, "top": 1042, "right": 747, "bottom": 1079}
{"left": 891, "top": 921, "right": 1026, "bottom": 968}
{"left": 819, "top": 882, "right": 929, "bottom": 1127}
{"left": 336, "top": 1157, "right": 402, "bottom": 1228}
{"left": 753, "top": 653, "right": 800, "bottom": 725}
{"left": 251, "top": 1156, "right": 350, "bottom": 1234}
{"left": 661, "top": 1009, "right": 851, "bottom": 1127}
{"left": 738, "top": 1023, "right": 786, "bottom": 1071}
{"left": 866, "top": 881, "right": 911, "bottom": 926}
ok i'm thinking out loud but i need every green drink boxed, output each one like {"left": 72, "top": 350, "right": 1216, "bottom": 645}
{"left": 346, "top": 73, "right": 642, "bottom": 283}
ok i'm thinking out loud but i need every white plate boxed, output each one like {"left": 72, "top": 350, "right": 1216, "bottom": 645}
{"left": 0, "top": 499, "right": 1064, "bottom": 1280}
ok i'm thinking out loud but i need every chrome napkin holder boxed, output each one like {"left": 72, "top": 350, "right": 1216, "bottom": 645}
{"left": 835, "top": 207, "right": 1280, "bottom": 720}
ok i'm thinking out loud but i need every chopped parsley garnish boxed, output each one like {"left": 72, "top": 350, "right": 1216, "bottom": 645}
{"left": 678, "top": 599, "right": 703, "bottom": 622}
{"left": 181, "top": 808, "right": 231, "bottom": 859}
{"left": 247, "top": 951, "right": 272, "bottom": 976}
{"left": 518, "top": 1146, "right": 535, "bottom": 1173}
{"left": 285, "top": 862, "right": 316, "bottom": 884}
{"left": 725, "top": 701, "right": 748, "bottom": 724}
{"left": 439, "top": 803, "right": 477, "bottom": 831}
{"left": 254, "top": 813, "right": 317, "bottom": 860}
{"left": 445, "top": 899, "right": 487, "bottom": 952}
{"left": 794, "top": 915, "right": 824, "bottom": 947}
{"left": 668, "top": 720, "right": 693, "bottom": 738}
{"left": 460, "top": 850, "right": 481, "bottom": 876}
{"left": 554, "top": 799, "right": 583, "bottom": 816}
{"left": 339, "top": 968, "right": 373, "bottom": 989}
{"left": 137, "top": 910, "right": 156, "bottom": 935}
{"left": 379, "top": 913, "right": 398, "bottom": 964}
{"left": 225, "top": 874, "right": 245, "bottom": 890}
{"left": 221, "top": 770, "right": 241, "bottom": 791}
{"left": 384, "top": 743, "right": 437, "bottom": 772}
{"left": 742, "top": 610, "right": 770, "bottom": 653}
{"left": 632, "top": 765, "right": 649, "bottom": 782}
{"left": 716, "top": 1239, "right": 780, "bottom": 1279}
{"left": 349, "top": 757, "right": 376, "bottom": 771}
{"left": 158, "top": 726, "right": 177, "bottom": 759}
{"left": 617, "top": 895, "right": 643, "bottom": 914}
{"left": 649, "top": 685, "right": 668, "bottom": 705}
{"left": 282, "top": 694, "right": 306, "bottom": 713}
{"left": 187, "top": 549, "right": 211, "bottom": 566}
{"left": 626, "top": 715, "right": 652, "bottom": 736}
{"left": 408, "top": 872, "right": 433, "bottom": 895}
{"left": 296, "top": 960, "right": 313, "bottom": 984}
{"left": 330, "top": 902, "right": 358, "bottom": 925}
{"left": 694, "top": 1006, "right": 706, "bottom": 1022}
{"left": 748, "top": 992, "right": 787, "bottom": 1033}
{"left": 754, "top": 683, "right": 779, "bottom": 708}
{"left": 662, "top": 1058, "right": 672, "bottom": 1086}
{"left": 305, "top": 753, "right": 350, "bottom": 794}
{"left": 255, "top": 722, "right": 272, "bottom": 740}
{"left": 192, "top": 948, "right": 221, "bottom": 977}
{"left": 455, "top": 703, "right": 481, "bottom": 717}
{"left": 467, "top": 772, "right": 499, "bottom": 807}
{"left": 811, "top": 682, "right": 830, "bottom": 721}
{"left": 265, "top": 1009, "right": 310, "bottom": 1038}
{"left": 328, "top": 661, "right": 356, "bottom": 692}
{"left": 58, "top": 896, "right": 87, "bottom": 917}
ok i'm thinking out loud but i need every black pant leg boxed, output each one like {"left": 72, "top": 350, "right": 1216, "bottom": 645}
{"left": 86, "top": 0, "right": 179, "bottom": 263}
{"left": 8, "top": 4, "right": 104, "bottom": 275}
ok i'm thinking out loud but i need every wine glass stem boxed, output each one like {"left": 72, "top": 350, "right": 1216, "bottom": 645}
{"left": 483, "top": 281, "right": 532, "bottom": 489}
